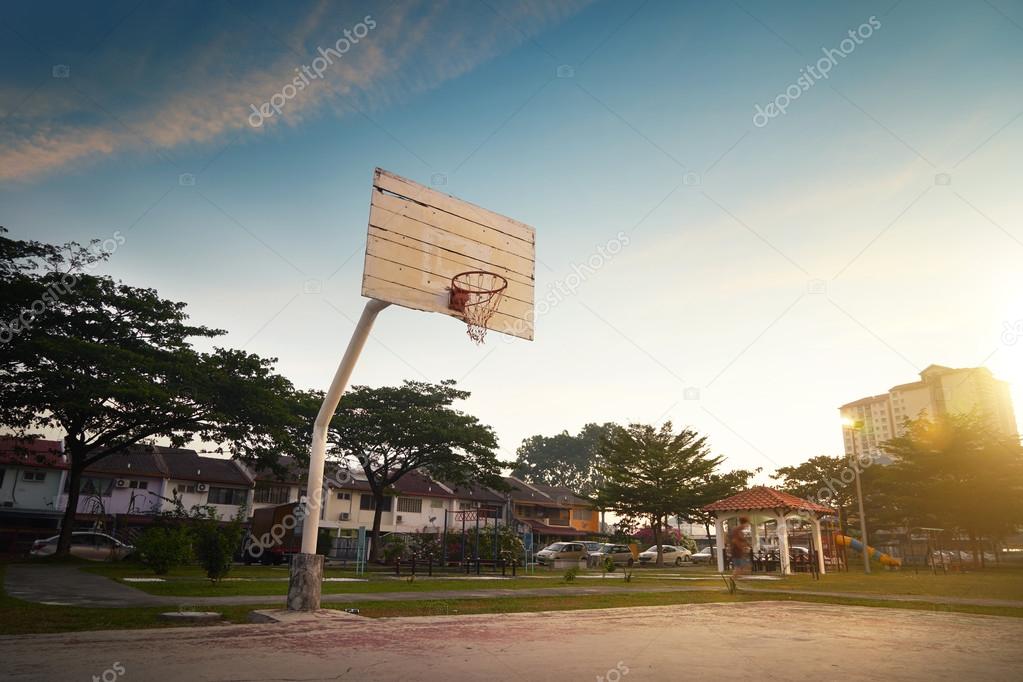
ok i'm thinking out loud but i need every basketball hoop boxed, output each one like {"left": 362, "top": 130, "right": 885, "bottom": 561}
{"left": 448, "top": 271, "right": 507, "bottom": 344}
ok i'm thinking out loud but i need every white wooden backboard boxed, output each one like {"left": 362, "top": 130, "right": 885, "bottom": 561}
{"left": 362, "top": 168, "right": 535, "bottom": 340}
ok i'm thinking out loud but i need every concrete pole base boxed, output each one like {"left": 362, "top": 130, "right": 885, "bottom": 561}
{"left": 287, "top": 553, "right": 324, "bottom": 611}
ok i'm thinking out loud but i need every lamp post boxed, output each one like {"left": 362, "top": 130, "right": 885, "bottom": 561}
{"left": 842, "top": 418, "right": 871, "bottom": 574}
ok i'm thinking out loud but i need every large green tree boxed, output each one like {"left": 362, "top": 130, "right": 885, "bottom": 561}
{"left": 878, "top": 413, "right": 1023, "bottom": 564}
{"left": 595, "top": 422, "right": 723, "bottom": 566}
{"left": 325, "top": 380, "right": 502, "bottom": 561}
{"left": 0, "top": 229, "right": 305, "bottom": 555}
{"left": 679, "top": 467, "right": 758, "bottom": 539}
{"left": 510, "top": 422, "right": 616, "bottom": 496}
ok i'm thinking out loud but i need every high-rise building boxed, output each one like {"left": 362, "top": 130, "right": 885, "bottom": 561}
{"left": 839, "top": 364, "right": 1018, "bottom": 456}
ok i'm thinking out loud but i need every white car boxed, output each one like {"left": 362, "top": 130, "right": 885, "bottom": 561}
{"left": 638, "top": 545, "right": 692, "bottom": 566}
{"left": 30, "top": 531, "right": 135, "bottom": 561}
{"left": 690, "top": 546, "right": 715, "bottom": 564}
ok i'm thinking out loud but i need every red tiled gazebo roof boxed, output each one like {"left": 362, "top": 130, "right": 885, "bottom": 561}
{"left": 701, "top": 486, "right": 834, "bottom": 515}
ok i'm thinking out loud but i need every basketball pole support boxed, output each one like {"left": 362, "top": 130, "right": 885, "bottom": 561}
{"left": 288, "top": 298, "right": 390, "bottom": 611}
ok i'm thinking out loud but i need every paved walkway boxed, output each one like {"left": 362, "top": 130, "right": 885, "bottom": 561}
{"left": 3, "top": 602, "right": 1022, "bottom": 681}
{"left": 4, "top": 564, "right": 166, "bottom": 607}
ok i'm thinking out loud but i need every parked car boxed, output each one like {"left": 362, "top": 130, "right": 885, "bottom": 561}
{"left": 535, "top": 542, "right": 588, "bottom": 566}
{"left": 30, "top": 531, "right": 134, "bottom": 561}
{"left": 638, "top": 545, "right": 691, "bottom": 566}
{"left": 581, "top": 541, "right": 604, "bottom": 553}
{"left": 588, "top": 543, "right": 635, "bottom": 567}
{"left": 690, "top": 546, "right": 715, "bottom": 564}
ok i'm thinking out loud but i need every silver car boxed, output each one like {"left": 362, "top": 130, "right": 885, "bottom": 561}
{"left": 30, "top": 531, "right": 135, "bottom": 561}
{"left": 589, "top": 543, "right": 635, "bottom": 567}
{"left": 535, "top": 542, "right": 588, "bottom": 566}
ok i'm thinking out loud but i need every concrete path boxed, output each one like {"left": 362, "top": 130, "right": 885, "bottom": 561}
{"left": 3, "top": 564, "right": 166, "bottom": 607}
{"left": 3, "top": 602, "right": 1021, "bottom": 681}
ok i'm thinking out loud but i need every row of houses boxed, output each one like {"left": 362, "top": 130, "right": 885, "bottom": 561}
{"left": 0, "top": 437, "right": 599, "bottom": 552}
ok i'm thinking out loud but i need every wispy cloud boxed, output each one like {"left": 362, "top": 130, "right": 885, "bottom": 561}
{"left": 0, "top": 0, "right": 591, "bottom": 182}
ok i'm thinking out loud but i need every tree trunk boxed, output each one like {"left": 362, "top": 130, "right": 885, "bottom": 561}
{"left": 704, "top": 521, "right": 711, "bottom": 541}
{"left": 56, "top": 458, "right": 85, "bottom": 556}
{"left": 368, "top": 494, "right": 385, "bottom": 562}
{"left": 654, "top": 516, "right": 663, "bottom": 568}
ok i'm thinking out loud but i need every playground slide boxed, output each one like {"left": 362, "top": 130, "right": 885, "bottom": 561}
{"left": 834, "top": 534, "right": 902, "bottom": 567}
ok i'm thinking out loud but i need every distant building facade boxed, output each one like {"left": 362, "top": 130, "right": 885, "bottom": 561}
{"left": 840, "top": 364, "right": 1018, "bottom": 456}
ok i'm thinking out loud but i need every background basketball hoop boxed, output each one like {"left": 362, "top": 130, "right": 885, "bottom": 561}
{"left": 449, "top": 271, "right": 508, "bottom": 344}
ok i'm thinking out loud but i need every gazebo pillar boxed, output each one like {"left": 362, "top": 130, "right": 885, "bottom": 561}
{"left": 750, "top": 516, "right": 761, "bottom": 552}
{"left": 776, "top": 513, "right": 792, "bottom": 575}
{"left": 811, "top": 515, "right": 826, "bottom": 574}
{"left": 714, "top": 515, "right": 726, "bottom": 573}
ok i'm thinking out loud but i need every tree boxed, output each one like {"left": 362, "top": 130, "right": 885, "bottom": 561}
{"left": 772, "top": 456, "right": 854, "bottom": 531}
{"left": 325, "top": 380, "right": 502, "bottom": 561}
{"left": 0, "top": 229, "right": 306, "bottom": 556}
{"left": 679, "top": 468, "right": 758, "bottom": 540}
{"left": 510, "top": 422, "right": 616, "bottom": 496}
{"left": 594, "top": 423, "right": 723, "bottom": 566}
{"left": 879, "top": 413, "right": 1023, "bottom": 565}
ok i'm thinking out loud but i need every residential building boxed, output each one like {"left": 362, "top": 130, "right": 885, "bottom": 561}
{"left": 504, "top": 476, "right": 594, "bottom": 543}
{"left": 0, "top": 438, "right": 67, "bottom": 549}
{"left": 245, "top": 455, "right": 304, "bottom": 512}
{"left": 840, "top": 363, "right": 1018, "bottom": 456}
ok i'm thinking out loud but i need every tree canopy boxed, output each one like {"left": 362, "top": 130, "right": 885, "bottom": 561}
{"left": 594, "top": 422, "right": 723, "bottom": 565}
{"left": 510, "top": 422, "right": 615, "bottom": 496}
{"left": 878, "top": 413, "right": 1023, "bottom": 547}
{"left": 325, "top": 379, "right": 502, "bottom": 560}
{"left": 0, "top": 228, "right": 306, "bottom": 555}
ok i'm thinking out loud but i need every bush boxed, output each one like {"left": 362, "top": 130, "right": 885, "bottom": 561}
{"left": 134, "top": 525, "right": 192, "bottom": 575}
{"left": 382, "top": 535, "right": 408, "bottom": 563}
{"left": 563, "top": 566, "right": 579, "bottom": 582}
{"left": 190, "top": 507, "right": 245, "bottom": 583}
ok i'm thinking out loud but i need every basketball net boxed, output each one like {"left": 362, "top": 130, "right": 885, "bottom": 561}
{"left": 449, "top": 271, "right": 508, "bottom": 344}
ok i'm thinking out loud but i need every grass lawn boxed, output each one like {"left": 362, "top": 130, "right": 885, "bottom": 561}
{"left": 83, "top": 562, "right": 723, "bottom": 597}
{"left": 744, "top": 565, "right": 1023, "bottom": 601}
{"left": 4, "top": 563, "right": 1022, "bottom": 636}
{"left": 0, "top": 564, "right": 276, "bottom": 636}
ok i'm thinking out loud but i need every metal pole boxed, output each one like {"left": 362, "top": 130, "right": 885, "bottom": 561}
{"left": 288, "top": 299, "right": 389, "bottom": 611}
{"left": 298, "top": 299, "right": 389, "bottom": 554}
{"left": 848, "top": 426, "right": 871, "bottom": 574}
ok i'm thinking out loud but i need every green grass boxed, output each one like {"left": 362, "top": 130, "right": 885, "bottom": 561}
{"left": 742, "top": 565, "right": 1023, "bottom": 601}
{"left": 83, "top": 562, "right": 722, "bottom": 597}
{"left": 0, "top": 564, "right": 275, "bottom": 636}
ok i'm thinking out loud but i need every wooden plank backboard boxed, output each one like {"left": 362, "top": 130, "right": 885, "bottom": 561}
{"left": 361, "top": 168, "right": 535, "bottom": 340}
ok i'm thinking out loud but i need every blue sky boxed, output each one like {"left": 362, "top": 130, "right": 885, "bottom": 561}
{"left": 3, "top": 0, "right": 1022, "bottom": 476}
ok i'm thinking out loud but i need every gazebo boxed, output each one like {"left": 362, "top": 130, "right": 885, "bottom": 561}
{"left": 701, "top": 486, "right": 835, "bottom": 575}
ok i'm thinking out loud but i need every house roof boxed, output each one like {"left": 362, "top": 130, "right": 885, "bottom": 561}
{"left": 503, "top": 477, "right": 559, "bottom": 504}
{"left": 252, "top": 455, "right": 306, "bottom": 485}
{"left": 889, "top": 381, "right": 925, "bottom": 392}
{"left": 528, "top": 483, "right": 593, "bottom": 507}
{"left": 518, "top": 518, "right": 586, "bottom": 536}
{"left": 701, "top": 486, "right": 834, "bottom": 514}
{"left": 84, "top": 445, "right": 171, "bottom": 478}
{"left": 158, "top": 449, "right": 253, "bottom": 487}
{"left": 0, "top": 437, "right": 65, "bottom": 469}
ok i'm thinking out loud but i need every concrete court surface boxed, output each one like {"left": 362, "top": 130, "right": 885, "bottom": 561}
{"left": 2, "top": 602, "right": 1021, "bottom": 681}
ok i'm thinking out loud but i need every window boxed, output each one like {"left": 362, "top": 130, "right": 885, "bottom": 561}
{"left": 128, "top": 480, "right": 148, "bottom": 490}
{"left": 174, "top": 484, "right": 196, "bottom": 494}
{"left": 397, "top": 497, "right": 422, "bottom": 514}
{"left": 573, "top": 509, "right": 594, "bottom": 521}
{"left": 359, "top": 494, "right": 392, "bottom": 511}
{"left": 23, "top": 471, "right": 46, "bottom": 482}
{"left": 336, "top": 492, "right": 351, "bottom": 501}
{"left": 254, "top": 484, "right": 290, "bottom": 504}
{"left": 207, "top": 486, "right": 247, "bottom": 505}
{"left": 459, "top": 501, "right": 475, "bottom": 510}
{"left": 430, "top": 499, "right": 444, "bottom": 508}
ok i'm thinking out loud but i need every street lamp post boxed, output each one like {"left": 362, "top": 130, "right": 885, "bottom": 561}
{"left": 843, "top": 419, "right": 871, "bottom": 574}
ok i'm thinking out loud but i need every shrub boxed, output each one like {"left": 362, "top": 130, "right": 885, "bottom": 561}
{"left": 190, "top": 506, "right": 245, "bottom": 583}
{"left": 563, "top": 566, "right": 579, "bottom": 582}
{"left": 382, "top": 535, "right": 408, "bottom": 563}
{"left": 134, "top": 525, "right": 192, "bottom": 575}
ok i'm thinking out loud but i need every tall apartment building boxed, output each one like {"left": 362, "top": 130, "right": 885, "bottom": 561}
{"left": 839, "top": 364, "right": 1018, "bottom": 456}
